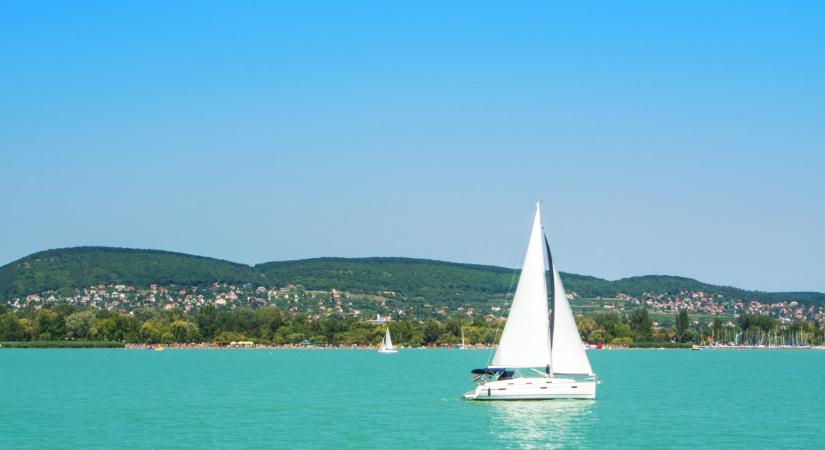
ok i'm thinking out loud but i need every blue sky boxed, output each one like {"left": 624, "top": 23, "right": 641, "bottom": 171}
{"left": 1, "top": 1, "right": 823, "bottom": 291}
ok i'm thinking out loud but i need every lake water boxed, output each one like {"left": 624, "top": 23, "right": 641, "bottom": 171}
{"left": 1, "top": 348, "right": 823, "bottom": 449}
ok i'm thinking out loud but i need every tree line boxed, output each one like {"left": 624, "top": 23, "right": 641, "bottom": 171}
{"left": 1, "top": 304, "right": 822, "bottom": 347}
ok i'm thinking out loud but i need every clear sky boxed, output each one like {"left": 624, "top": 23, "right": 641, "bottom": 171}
{"left": 1, "top": 1, "right": 823, "bottom": 292}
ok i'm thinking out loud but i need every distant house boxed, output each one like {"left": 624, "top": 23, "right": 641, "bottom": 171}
{"left": 370, "top": 314, "right": 389, "bottom": 325}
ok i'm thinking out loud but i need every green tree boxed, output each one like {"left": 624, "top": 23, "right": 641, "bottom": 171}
{"left": 253, "top": 307, "right": 284, "bottom": 340}
{"left": 34, "top": 309, "right": 63, "bottom": 340}
{"left": 0, "top": 312, "right": 25, "bottom": 340}
{"left": 738, "top": 314, "right": 776, "bottom": 332}
{"left": 139, "top": 320, "right": 164, "bottom": 344}
{"left": 675, "top": 309, "right": 690, "bottom": 342}
{"left": 590, "top": 328, "right": 608, "bottom": 344}
{"left": 629, "top": 308, "right": 653, "bottom": 341}
{"left": 170, "top": 320, "right": 199, "bottom": 342}
{"left": 91, "top": 317, "right": 119, "bottom": 341}
{"left": 423, "top": 320, "right": 442, "bottom": 345}
{"left": 65, "top": 310, "right": 96, "bottom": 339}
{"left": 316, "top": 317, "right": 345, "bottom": 343}
{"left": 576, "top": 316, "right": 599, "bottom": 343}
{"left": 196, "top": 305, "right": 218, "bottom": 340}
{"left": 214, "top": 331, "right": 251, "bottom": 343}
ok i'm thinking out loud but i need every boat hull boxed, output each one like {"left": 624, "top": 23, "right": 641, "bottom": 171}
{"left": 464, "top": 377, "right": 596, "bottom": 400}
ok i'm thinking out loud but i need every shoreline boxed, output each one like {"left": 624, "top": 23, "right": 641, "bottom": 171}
{"left": 3, "top": 341, "right": 824, "bottom": 350}
{"left": 125, "top": 344, "right": 825, "bottom": 351}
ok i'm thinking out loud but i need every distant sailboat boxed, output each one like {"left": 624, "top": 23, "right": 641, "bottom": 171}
{"left": 459, "top": 327, "right": 467, "bottom": 350}
{"left": 465, "top": 203, "right": 599, "bottom": 400}
{"left": 378, "top": 327, "right": 397, "bottom": 353}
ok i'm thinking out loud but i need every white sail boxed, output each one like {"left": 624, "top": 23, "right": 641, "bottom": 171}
{"left": 549, "top": 256, "right": 593, "bottom": 376}
{"left": 384, "top": 327, "right": 394, "bottom": 350}
{"left": 490, "top": 204, "right": 552, "bottom": 369}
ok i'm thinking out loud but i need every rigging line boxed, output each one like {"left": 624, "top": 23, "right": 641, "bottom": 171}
{"left": 485, "top": 205, "right": 536, "bottom": 367}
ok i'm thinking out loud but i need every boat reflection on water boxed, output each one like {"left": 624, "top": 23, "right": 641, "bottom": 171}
{"left": 486, "top": 400, "right": 595, "bottom": 449}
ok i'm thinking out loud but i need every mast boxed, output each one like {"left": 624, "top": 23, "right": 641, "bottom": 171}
{"left": 545, "top": 235, "right": 555, "bottom": 375}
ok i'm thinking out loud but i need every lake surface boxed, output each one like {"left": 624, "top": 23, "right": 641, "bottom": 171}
{"left": 2, "top": 348, "right": 823, "bottom": 449}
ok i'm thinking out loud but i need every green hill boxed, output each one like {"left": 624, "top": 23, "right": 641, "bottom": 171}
{"left": 0, "top": 247, "right": 260, "bottom": 298}
{"left": 610, "top": 275, "right": 825, "bottom": 304}
{"left": 256, "top": 257, "right": 516, "bottom": 305}
{"left": 1, "top": 246, "right": 823, "bottom": 306}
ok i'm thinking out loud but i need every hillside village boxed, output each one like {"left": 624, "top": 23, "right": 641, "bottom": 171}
{"left": 6, "top": 281, "right": 825, "bottom": 329}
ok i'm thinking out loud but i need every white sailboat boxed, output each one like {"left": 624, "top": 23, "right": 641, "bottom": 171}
{"left": 464, "top": 203, "right": 598, "bottom": 400}
{"left": 459, "top": 327, "right": 467, "bottom": 350}
{"left": 378, "top": 327, "right": 397, "bottom": 353}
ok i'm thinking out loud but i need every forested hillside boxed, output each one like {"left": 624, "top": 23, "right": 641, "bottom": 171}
{"left": 1, "top": 247, "right": 823, "bottom": 306}
{"left": 0, "top": 247, "right": 259, "bottom": 298}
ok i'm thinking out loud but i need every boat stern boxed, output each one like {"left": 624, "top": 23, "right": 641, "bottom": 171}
{"left": 463, "top": 385, "right": 484, "bottom": 400}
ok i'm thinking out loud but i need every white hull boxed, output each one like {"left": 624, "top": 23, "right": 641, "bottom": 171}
{"left": 378, "top": 349, "right": 397, "bottom": 353}
{"left": 464, "top": 377, "right": 596, "bottom": 401}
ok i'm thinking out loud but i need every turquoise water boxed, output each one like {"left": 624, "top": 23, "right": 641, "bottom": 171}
{"left": 1, "top": 349, "right": 823, "bottom": 449}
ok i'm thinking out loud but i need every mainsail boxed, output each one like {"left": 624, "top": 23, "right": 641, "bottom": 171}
{"left": 383, "top": 327, "right": 394, "bottom": 351}
{"left": 490, "top": 205, "right": 552, "bottom": 368}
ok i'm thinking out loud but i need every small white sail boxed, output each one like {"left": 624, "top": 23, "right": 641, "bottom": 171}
{"left": 549, "top": 254, "right": 593, "bottom": 376}
{"left": 490, "top": 204, "right": 552, "bottom": 369}
{"left": 384, "top": 327, "right": 394, "bottom": 351}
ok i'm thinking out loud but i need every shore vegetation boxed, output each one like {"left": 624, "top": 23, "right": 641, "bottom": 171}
{"left": 1, "top": 304, "right": 822, "bottom": 348}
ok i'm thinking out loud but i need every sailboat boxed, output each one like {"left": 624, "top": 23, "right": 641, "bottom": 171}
{"left": 378, "top": 327, "right": 398, "bottom": 353}
{"left": 459, "top": 327, "right": 467, "bottom": 350}
{"left": 464, "top": 203, "right": 598, "bottom": 400}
